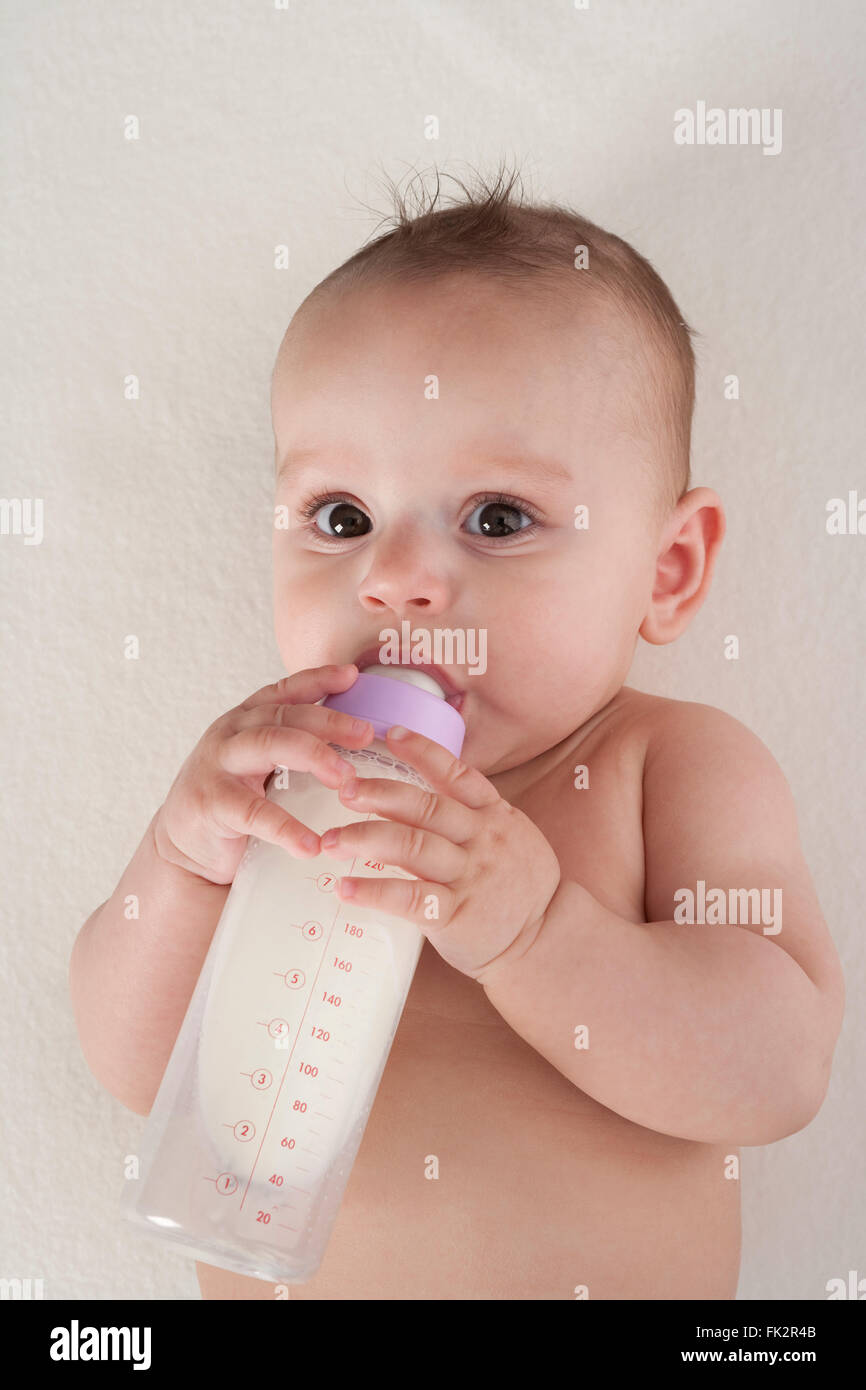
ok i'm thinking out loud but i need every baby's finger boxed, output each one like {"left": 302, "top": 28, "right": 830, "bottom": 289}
{"left": 210, "top": 777, "right": 321, "bottom": 856}
{"left": 336, "top": 776, "right": 475, "bottom": 845}
{"left": 320, "top": 818, "right": 467, "bottom": 884}
{"left": 384, "top": 726, "right": 499, "bottom": 810}
{"left": 239, "top": 665, "right": 359, "bottom": 712}
{"left": 218, "top": 724, "right": 359, "bottom": 788}
{"left": 232, "top": 699, "right": 374, "bottom": 751}
{"left": 336, "top": 873, "right": 459, "bottom": 940}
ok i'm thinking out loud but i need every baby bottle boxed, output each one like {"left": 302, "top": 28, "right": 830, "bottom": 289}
{"left": 119, "top": 665, "right": 465, "bottom": 1284}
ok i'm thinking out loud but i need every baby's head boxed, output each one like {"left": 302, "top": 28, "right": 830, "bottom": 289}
{"left": 270, "top": 167, "right": 724, "bottom": 775}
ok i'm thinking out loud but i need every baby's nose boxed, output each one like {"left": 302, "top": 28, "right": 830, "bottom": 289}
{"left": 357, "top": 555, "right": 452, "bottom": 615}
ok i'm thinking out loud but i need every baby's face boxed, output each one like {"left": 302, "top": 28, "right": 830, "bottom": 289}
{"left": 271, "top": 273, "right": 668, "bottom": 775}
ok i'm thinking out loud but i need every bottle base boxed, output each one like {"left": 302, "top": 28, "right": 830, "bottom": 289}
{"left": 120, "top": 1205, "right": 318, "bottom": 1285}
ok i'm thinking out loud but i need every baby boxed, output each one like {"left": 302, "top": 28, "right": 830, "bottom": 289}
{"left": 70, "top": 168, "right": 845, "bottom": 1300}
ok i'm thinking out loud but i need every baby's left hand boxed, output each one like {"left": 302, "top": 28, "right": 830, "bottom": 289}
{"left": 319, "top": 725, "right": 562, "bottom": 983}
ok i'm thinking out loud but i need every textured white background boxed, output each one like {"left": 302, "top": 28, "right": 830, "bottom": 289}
{"left": 1, "top": 0, "right": 863, "bottom": 1302}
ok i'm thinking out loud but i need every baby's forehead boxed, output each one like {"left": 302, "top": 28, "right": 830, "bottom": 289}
{"left": 273, "top": 275, "right": 666, "bottom": 487}
{"left": 278, "top": 273, "right": 648, "bottom": 391}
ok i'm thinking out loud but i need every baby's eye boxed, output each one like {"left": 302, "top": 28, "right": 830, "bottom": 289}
{"left": 463, "top": 497, "right": 537, "bottom": 539}
{"left": 298, "top": 490, "right": 541, "bottom": 544}
{"left": 309, "top": 498, "right": 372, "bottom": 539}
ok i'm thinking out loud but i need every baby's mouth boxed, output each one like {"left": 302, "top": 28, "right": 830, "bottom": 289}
{"left": 352, "top": 646, "right": 466, "bottom": 714}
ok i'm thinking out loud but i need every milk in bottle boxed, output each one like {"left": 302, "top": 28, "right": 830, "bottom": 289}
{"left": 119, "top": 665, "right": 465, "bottom": 1283}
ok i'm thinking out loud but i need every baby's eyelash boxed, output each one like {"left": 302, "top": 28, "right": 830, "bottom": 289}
{"left": 471, "top": 492, "right": 544, "bottom": 529}
{"left": 296, "top": 489, "right": 543, "bottom": 541}
{"left": 298, "top": 490, "right": 356, "bottom": 522}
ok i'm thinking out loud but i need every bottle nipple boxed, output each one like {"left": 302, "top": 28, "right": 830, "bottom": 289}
{"left": 360, "top": 664, "right": 446, "bottom": 699}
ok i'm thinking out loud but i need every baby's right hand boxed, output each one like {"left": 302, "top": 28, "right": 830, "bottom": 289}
{"left": 153, "top": 665, "right": 372, "bottom": 884}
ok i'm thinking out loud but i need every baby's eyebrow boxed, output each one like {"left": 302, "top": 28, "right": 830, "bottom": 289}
{"left": 479, "top": 454, "right": 574, "bottom": 488}
{"left": 276, "top": 447, "right": 574, "bottom": 490}
{"left": 276, "top": 448, "right": 330, "bottom": 485}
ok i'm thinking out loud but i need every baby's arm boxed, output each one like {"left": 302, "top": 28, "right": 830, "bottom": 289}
{"left": 482, "top": 703, "right": 845, "bottom": 1145}
{"left": 69, "top": 666, "right": 373, "bottom": 1116}
{"left": 69, "top": 812, "right": 231, "bottom": 1114}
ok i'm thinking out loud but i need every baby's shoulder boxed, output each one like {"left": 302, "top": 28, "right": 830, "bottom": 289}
{"left": 520, "top": 688, "right": 770, "bottom": 818}
{"left": 595, "top": 687, "right": 774, "bottom": 783}
{"left": 612, "top": 686, "right": 763, "bottom": 745}
{"left": 610, "top": 687, "right": 792, "bottom": 831}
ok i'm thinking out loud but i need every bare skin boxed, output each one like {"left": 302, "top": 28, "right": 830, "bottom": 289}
{"left": 71, "top": 272, "right": 842, "bottom": 1302}
{"left": 195, "top": 687, "right": 742, "bottom": 1301}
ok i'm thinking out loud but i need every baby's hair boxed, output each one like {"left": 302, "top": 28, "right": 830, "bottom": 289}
{"left": 295, "top": 159, "right": 695, "bottom": 515}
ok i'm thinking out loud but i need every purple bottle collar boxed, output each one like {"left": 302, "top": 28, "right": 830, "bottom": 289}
{"left": 323, "top": 671, "right": 465, "bottom": 758}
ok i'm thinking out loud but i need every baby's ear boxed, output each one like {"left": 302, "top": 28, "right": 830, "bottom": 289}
{"left": 639, "top": 487, "right": 725, "bottom": 645}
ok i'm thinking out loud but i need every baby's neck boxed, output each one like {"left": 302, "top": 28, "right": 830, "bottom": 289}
{"left": 488, "top": 685, "right": 632, "bottom": 802}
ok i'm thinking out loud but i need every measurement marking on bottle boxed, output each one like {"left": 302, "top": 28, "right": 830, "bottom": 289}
{"left": 275, "top": 970, "right": 306, "bottom": 989}
{"left": 244, "top": 1069, "right": 273, "bottom": 1090}
{"left": 239, "top": 919, "right": 342, "bottom": 1211}
{"left": 207, "top": 1173, "right": 239, "bottom": 1195}
{"left": 229, "top": 813, "right": 399, "bottom": 1223}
